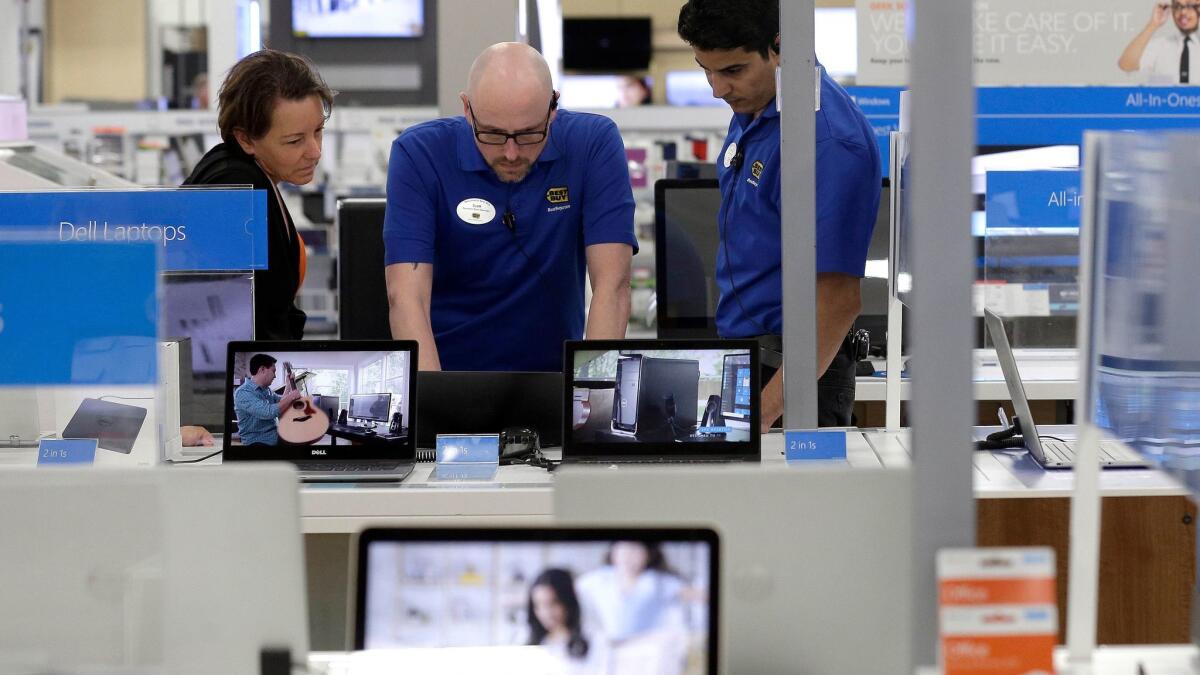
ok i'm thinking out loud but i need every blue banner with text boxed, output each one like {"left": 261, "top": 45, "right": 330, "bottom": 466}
{"left": 843, "top": 86, "right": 1200, "bottom": 175}
{"left": 37, "top": 439, "right": 98, "bottom": 465}
{"left": 986, "top": 170, "right": 1082, "bottom": 231}
{"left": 0, "top": 240, "right": 158, "bottom": 385}
{"left": 784, "top": 429, "right": 848, "bottom": 461}
{"left": 0, "top": 189, "right": 267, "bottom": 271}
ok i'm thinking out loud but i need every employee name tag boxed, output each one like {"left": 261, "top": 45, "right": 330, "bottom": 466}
{"left": 784, "top": 429, "right": 846, "bottom": 461}
{"left": 37, "top": 439, "right": 98, "bottom": 465}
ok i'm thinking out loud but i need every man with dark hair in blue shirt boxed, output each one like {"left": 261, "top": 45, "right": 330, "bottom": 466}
{"left": 383, "top": 42, "right": 638, "bottom": 372}
{"left": 233, "top": 353, "right": 300, "bottom": 446}
{"left": 678, "top": 0, "right": 881, "bottom": 429}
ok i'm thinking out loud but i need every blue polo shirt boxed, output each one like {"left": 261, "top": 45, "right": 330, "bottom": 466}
{"left": 714, "top": 69, "right": 881, "bottom": 338}
{"left": 383, "top": 110, "right": 637, "bottom": 371}
{"left": 234, "top": 379, "right": 281, "bottom": 445}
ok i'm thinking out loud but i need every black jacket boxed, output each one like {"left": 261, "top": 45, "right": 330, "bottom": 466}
{"left": 183, "top": 142, "right": 307, "bottom": 340}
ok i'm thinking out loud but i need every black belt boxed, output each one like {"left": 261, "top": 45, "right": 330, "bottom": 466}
{"left": 753, "top": 329, "right": 870, "bottom": 369}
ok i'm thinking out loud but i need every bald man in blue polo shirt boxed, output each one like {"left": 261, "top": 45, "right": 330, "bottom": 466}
{"left": 384, "top": 43, "right": 637, "bottom": 372}
{"left": 679, "top": 0, "right": 881, "bottom": 429}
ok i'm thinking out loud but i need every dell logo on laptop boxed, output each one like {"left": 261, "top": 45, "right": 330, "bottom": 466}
{"left": 311, "top": 449, "right": 327, "bottom": 456}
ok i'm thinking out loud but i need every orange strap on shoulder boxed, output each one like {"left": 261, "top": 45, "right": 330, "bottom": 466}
{"left": 296, "top": 230, "right": 307, "bottom": 293}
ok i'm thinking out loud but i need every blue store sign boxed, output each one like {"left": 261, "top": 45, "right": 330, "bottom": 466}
{"left": 0, "top": 189, "right": 268, "bottom": 271}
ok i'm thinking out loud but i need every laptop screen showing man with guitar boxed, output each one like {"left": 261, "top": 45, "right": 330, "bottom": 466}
{"left": 224, "top": 340, "right": 418, "bottom": 481}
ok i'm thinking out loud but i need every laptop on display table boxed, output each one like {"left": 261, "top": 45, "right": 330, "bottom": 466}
{"left": 353, "top": 526, "right": 719, "bottom": 675}
{"left": 222, "top": 340, "right": 418, "bottom": 482}
{"left": 983, "top": 309, "right": 1148, "bottom": 469}
{"left": 563, "top": 339, "right": 760, "bottom": 464}
{"left": 555, "top": 465, "right": 912, "bottom": 674}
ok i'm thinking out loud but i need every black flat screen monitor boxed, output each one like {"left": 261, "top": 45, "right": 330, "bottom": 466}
{"left": 654, "top": 179, "right": 721, "bottom": 338}
{"left": 416, "top": 371, "right": 563, "bottom": 449}
{"left": 655, "top": 178, "right": 893, "bottom": 349}
{"left": 338, "top": 198, "right": 391, "bottom": 340}
{"left": 562, "top": 18, "right": 652, "bottom": 71}
{"left": 349, "top": 393, "right": 392, "bottom": 423}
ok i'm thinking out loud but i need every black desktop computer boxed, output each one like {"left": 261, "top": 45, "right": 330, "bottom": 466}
{"left": 310, "top": 394, "right": 339, "bottom": 424}
{"left": 611, "top": 356, "right": 700, "bottom": 441}
{"left": 720, "top": 353, "right": 752, "bottom": 420}
{"left": 337, "top": 199, "right": 391, "bottom": 340}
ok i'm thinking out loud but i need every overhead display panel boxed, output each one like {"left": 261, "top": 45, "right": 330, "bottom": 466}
{"left": 858, "top": 0, "right": 1197, "bottom": 86}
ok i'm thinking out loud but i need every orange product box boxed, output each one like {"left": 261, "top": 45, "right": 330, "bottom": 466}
{"left": 937, "top": 547, "right": 1057, "bottom": 675}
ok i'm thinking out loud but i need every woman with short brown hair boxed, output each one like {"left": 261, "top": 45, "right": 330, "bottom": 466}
{"left": 185, "top": 49, "right": 335, "bottom": 339}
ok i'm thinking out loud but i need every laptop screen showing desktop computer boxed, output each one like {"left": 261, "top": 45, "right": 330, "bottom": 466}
{"left": 353, "top": 527, "right": 719, "bottom": 675}
{"left": 563, "top": 339, "right": 760, "bottom": 462}
{"left": 222, "top": 340, "right": 417, "bottom": 463}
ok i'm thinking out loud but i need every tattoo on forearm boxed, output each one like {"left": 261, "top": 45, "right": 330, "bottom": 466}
{"left": 412, "top": 263, "right": 418, "bottom": 271}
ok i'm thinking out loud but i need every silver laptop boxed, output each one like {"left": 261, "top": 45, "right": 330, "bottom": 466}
{"left": 0, "top": 465, "right": 308, "bottom": 675}
{"left": 983, "top": 309, "right": 1148, "bottom": 469}
{"left": 555, "top": 465, "right": 912, "bottom": 675}
{"left": 223, "top": 340, "right": 417, "bottom": 482}
{"left": 353, "top": 526, "right": 720, "bottom": 674}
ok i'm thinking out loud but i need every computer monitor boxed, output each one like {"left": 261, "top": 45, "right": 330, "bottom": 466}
{"left": 349, "top": 393, "right": 392, "bottom": 423}
{"left": 292, "top": 0, "right": 424, "bottom": 38}
{"left": 655, "top": 177, "right": 892, "bottom": 347}
{"left": 337, "top": 198, "right": 391, "bottom": 340}
{"left": 665, "top": 70, "right": 723, "bottom": 107}
{"left": 654, "top": 179, "right": 721, "bottom": 338}
{"left": 416, "top": 371, "right": 563, "bottom": 449}
{"left": 559, "top": 75, "right": 653, "bottom": 109}
{"left": 720, "top": 353, "right": 752, "bottom": 419}
{"left": 562, "top": 18, "right": 651, "bottom": 71}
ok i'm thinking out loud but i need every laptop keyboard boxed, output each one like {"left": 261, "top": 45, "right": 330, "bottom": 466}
{"left": 299, "top": 461, "right": 405, "bottom": 473}
{"left": 1041, "top": 440, "right": 1138, "bottom": 464}
{"left": 575, "top": 457, "right": 745, "bottom": 465}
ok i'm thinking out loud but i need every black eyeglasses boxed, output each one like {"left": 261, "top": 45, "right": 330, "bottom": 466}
{"left": 1172, "top": 2, "right": 1200, "bottom": 13}
{"left": 466, "top": 98, "right": 556, "bottom": 146}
